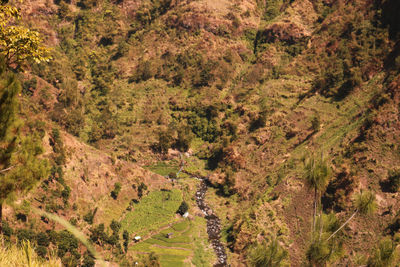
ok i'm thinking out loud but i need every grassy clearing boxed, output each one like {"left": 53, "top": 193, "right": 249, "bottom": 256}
{"left": 191, "top": 217, "right": 215, "bottom": 267}
{"left": 159, "top": 253, "right": 192, "bottom": 267}
{"left": 121, "top": 189, "right": 182, "bottom": 236}
{"left": 145, "top": 238, "right": 192, "bottom": 249}
{"left": 172, "top": 220, "right": 190, "bottom": 232}
{"left": 145, "top": 161, "right": 180, "bottom": 176}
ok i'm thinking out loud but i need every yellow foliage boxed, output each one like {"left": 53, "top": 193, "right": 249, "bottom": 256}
{"left": 0, "top": 4, "right": 51, "bottom": 70}
{"left": 0, "top": 239, "right": 61, "bottom": 267}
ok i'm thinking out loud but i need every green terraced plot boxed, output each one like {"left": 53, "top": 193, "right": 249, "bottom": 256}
{"left": 121, "top": 189, "right": 182, "bottom": 236}
{"left": 129, "top": 217, "right": 214, "bottom": 267}
{"left": 172, "top": 220, "right": 190, "bottom": 232}
{"left": 145, "top": 161, "right": 180, "bottom": 176}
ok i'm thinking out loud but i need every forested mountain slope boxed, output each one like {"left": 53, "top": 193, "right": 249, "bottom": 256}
{"left": 1, "top": 0, "right": 400, "bottom": 266}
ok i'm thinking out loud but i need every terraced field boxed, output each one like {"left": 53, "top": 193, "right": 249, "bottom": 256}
{"left": 120, "top": 171, "right": 216, "bottom": 266}
{"left": 128, "top": 215, "right": 215, "bottom": 266}
{"left": 121, "top": 189, "right": 183, "bottom": 237}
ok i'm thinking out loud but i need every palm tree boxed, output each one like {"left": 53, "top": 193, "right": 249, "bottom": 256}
{"left": 306, "top": 238, "right": 333, "bottom": 267}
{"left": 306, "top": 213, "right": 343, "bottom": 267}
{"left": 248, "top": 237, "right": 288, "bottom": 267}
{"left": 304, "top": 155, "right": 331, "bottom": 233}
{"left": 327, "top": 190, "right": 377, "bottom": 241}
{"left": 367, "top": 237, "right": 398, "bottom": 267}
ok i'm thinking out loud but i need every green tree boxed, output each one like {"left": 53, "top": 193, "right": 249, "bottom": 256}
{"left": 304, "top": 154, "right": 331, "bottom": 233}
{"left": 367, "top": 238, "right": 398, "bottom": 267}
{"left": 111, "top": 182, "right": 122, "bottom": 199}
{"left": 387, "top": 169, "right": 400, "bottom": 192}
{"left": 0, "top": 62, "right": 49, "bottom": 232}
{"left": 139, "top": 252, "right": 160, "bottom": 267}
{"left": 306, "top": 238, "right": 336, "bottom": 267}
{"left": 176, "top": 201, "right": 188, "bottom": 215}
{"left": 248, "top": 237, "right": 288, "bottom": 267}
{"left": 176, "top": 126, "right": 193, "bottom": 152}
{"left": 306, "top": 213, "right": 343, "bottom": 266}
{"left": 122, "top": 230, "right": 129, "bottom": 253}
{"left": 0, "top": 4, "right": 51, "bottom": 70}
{"left": 157, "top": 129, "right": 173, "bottom": 154}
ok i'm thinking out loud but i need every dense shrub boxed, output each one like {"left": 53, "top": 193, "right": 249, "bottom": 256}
{"left": 176, "top": 126, "right": 193, "bottom": 152}
{"left": 157, "top": 129, "right": 174, "bottom": 153}
{"left": 263, "top": 0, "right": 283, "bottom": 22}
{"left": 36, "top": 232, "right": 50, "bottom": 247}
{"left": 111, "top": 182, "right": 122, "bottom": 199}
{"left": 110, "top": 220, "right": 121, "bottom": 234}
{"left": 16, "top": 229, "right": 35, "bottom": 243}
{"left": 207, "top": 145, "right": 224, "bottom": 170}
{"left": 176, "top": 201, "right": 189, "bottom": 215}
{"left": 249, "top": 111, "right": 267, "bottom": 131}
{"left": 82, "top": 253, "right": 95, "bottom": 267}
{"left": 188, "top": 113, "right": 220, "bottom": 142}
{"left": 77, "top": 0, "right": 97, "bottom": 9}
{"left": 107, "top": 233, "right": 119, "bottom": 246}
{"left": 130, "top": 60, "right": 154, "bottom": 83}
{"left": 311, "top": 115, "right": 321, "bottom": 132}
{"left": 387, "top": 170, "right": 400, "bottom": 192}
{"left": 22, "top": 78, "right": 36, "bottom": 96}
{"left": 83, "top": 207, "right": 98, "bottom": 225}
{"left": 219, "top": 169, "right": 236, "bottom": 196}
{"left": 138, "top": 182, "right": 148, "bottom": 198}
{"left": 62, "top": 185, "right": 71, "bottom": 204}
{"left": 89, "top": 224, "right": 108, "bottom": 245}
{"left": 57, "top": 230, "right": 79, "bottom": 258}
{"left": 50, "top": 128, "right": 66, "bottom": 165}
{"left": 2, "top": 221, "right": 13, "bottom": 237}
{"left": 123, "top": 230, "right": 129, "bottom": 252}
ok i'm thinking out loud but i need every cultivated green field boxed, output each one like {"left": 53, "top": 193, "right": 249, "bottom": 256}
{"left": 121, "top": 189, "right": 183, "bottom": 236}
{"left": 145, "top": 161, "right": 180, "bottom": 176}
{"left": 129, "top": 218, "right": 215, "bottom": 266}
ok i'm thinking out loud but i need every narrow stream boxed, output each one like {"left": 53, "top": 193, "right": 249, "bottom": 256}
{"left": 195, "top": 178, "right": 228, "bottom": 266}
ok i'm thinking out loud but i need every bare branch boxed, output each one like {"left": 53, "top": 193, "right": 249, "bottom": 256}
{"left": 0, "top": 166, "right": 14, "bottom": 173}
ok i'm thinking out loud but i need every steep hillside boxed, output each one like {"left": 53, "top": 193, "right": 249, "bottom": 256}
{"left": 2, "top": 0, "right": 400, "bottom": 266}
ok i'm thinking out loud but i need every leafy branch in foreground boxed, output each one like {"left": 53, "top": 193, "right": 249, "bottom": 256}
{"left": 0, "top": 61, "right": 49, "bottom": 232}
{"left": 0, "top": 4, "right": 51, "bottom": 70}
{"left": 0, "top": 238, "right": 61, "bottom": 266}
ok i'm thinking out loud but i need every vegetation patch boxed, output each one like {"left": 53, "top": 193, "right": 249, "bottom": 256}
{"left": 121, "top": 189, "right": 182, "bottom": 236}
{"left": 145, "top": 161, "right": 180, "bottom": 177}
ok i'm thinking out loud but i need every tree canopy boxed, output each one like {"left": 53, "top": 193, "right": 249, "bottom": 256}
{"left": 0, "top": 60, "right": 49, "bottom": 205}
{"left": 0, "top": 4, "right": 51, "bottom": 70}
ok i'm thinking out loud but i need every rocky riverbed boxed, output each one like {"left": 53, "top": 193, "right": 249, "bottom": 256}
{"left": 196, "top": 179, "right": 228, "bottom": 266}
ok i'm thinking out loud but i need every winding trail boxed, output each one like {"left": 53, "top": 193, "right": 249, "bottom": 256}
{"left": 182, "top": 170, "right": 228, "bottom": 266}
